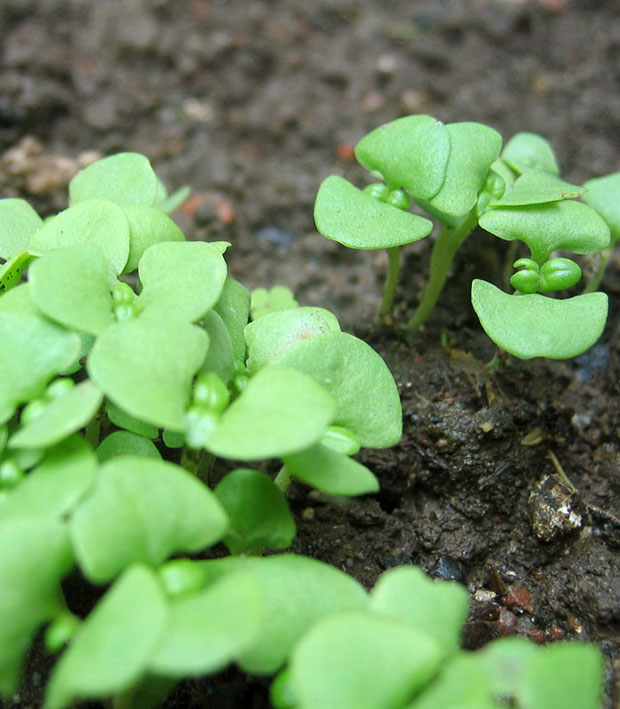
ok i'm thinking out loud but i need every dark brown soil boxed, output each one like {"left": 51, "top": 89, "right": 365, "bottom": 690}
{"left": 1, "top": 1, "right": 619, "bottom": 707}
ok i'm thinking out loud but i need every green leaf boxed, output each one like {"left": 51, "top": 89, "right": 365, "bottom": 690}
{"left": 491, "top": 171, "right": 585, "bottom": 207}
{"left": 71, "top": 456, "right": 228, "bottom": 583}
{"left": 88, "top": 317, "right": 208, "bottom": 431}
{"left": 69, "top": 153, "right": 159, "bottom": 207}
{"left": 105, "top": 400, "right": 158, "bottom": 439}
{"left": 501, "top": 132, "right": 560, "bottom": 175}
{"left": 471, "top": 279, "right": 608, "bottom": 359}
{"left": 0, "top": 198, "right": 42, "bottom": 260}
{"left": 137, "top": 241, "right": 227, "bottom": 322}
{"left": 8, "top": 380, "right": 103, "bottom": 449}
{"left": 369, "top": 566, "right": 469, "bottom": 660}
{"left": 215, "top": 468, "right": 296, "bottom": 554}
{"left": 250, "top": 286, "right": 299, "bottom": 320}
{"left": 155, "top": 184, "right": 191, "bottom": 214}
{"left": 0, "top": 252, "right": 35, "bottom": 295}
{"left": 479, "top": 200, "right": 611, "bottom": 264}
{"left": 245, "top": 306, "right": 340, "bottom": 374}
{"left": 429, "top": 122, "right": 502, "bottom": 217}
{"left": 0, "top": 311, "right": 81, "bottom": 424}
{"left": 284, "top": 612, "right": 441, "bottom": 709}
{"left": 207, "top": 365, "right": 335, "bottom": 460}
{"left": 355, "top": 114, "right": 451, "bottom": 198}
{"left": 314, "top": 176, "right": 433, "bottom": 250}
{"left": 214, "top": 277, "right": 251, "bottom": 362}
{"left": 282, "top": 444, "right": 378, "bottom": 496}
{"left": 198, "top": 554, "right": 368, "bottom": 674}
{"left": 478, "top": 636, "right": 538, "bottom": 700}
{"left": 0, "top": 436, "right": 97, "bottom": 524}
{"left": 278, "top": 332, "right": 402, "bottom": 448}
{"left": 28, "top": 243, "right": 115, "bottom": 335}
{"left": 583, "top": 171, "right": 620, "bottom": 243}
{"left": 148, "top": 570, "right": 263, "bottom": 676}
{"left": 96, "top": 431, "right": 162, "bottom": 463}
{"left": 200, "top": 310, "right": 235, "bottom": 383}
{"left": 122, "top": 205, "right": 185, "bottom": 274}
{"left": 29, "top": 200, "right": 130, "bottom": 275}
{"left": 45, "top": 565, "right": 168, "bottom": 709}
{"left": 0, "top": 283, "right": 35, "bottom": 314}
{"left": 0, "top": 518, "right": 73, "bottom": 695}
{"left": 520, "top": 643, "right": 603, "bottom": 709}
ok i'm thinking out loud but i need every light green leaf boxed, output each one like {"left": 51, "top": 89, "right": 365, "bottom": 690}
{"left": 282, "top": 444, "right": 378, "bottom": 496}
{"left": 501, "top": 132, "right": 560, "bottom": 175}
{"left": 155, "top": 184, "right": 191, "bottom": 214}
{"left": 122, "top": 205, "right": 185, "bottom": 274}
{"left": 471, "top": 279, "right": 608, "bottom": 359}
{"left": 28, "top": 243, "right": 114, "bottom": 335}
{"left": 148, "top": 570, "right": 263, "bottom": 676}
{"left": 478, "top": 636, "right": 538, "bottom": 700}
{"left": 214, "top": 277, "right": 251, "bottom": 362}
{"left": 96, "top": 431, "right": 162, "bottom": 463}
{"left": 245, "top": 307, "right": 340, "bottom": 374}
{"left": 314, "top": 176, "right": 433, "bottom": 250}
{"left": 429, "top": 122, "right": 502, "bottom": 217}
{"left": 215, "top": 468, "right": 296, "bottom": 554}
{"left": 355, "top": 114, "right": 451, "bottom": 198}
{"left": 70, "top": 456, "right": 228, "bottom": 582}
{"left": 137, "top": 241, "right": 227, "bottom": 322}
{"left": 492, "top": 171, "right": 584, "bottom": 207}
{"left": 105, "top": 400, "right": 158, "bottom": 439}
{"left": 278, "top": 332, "right": 402, "bottom": 448}
{"left": 0, "top": 283, "right": 35, "bottom": 314}
{"left": 0, "top": 198, "right": 42, "bottom": 260}
{"left": 29, "top": 200, "right": 130, "bottom": 275}
{"left": 207, "top": 365, "right": 335, "bottom": 460}
{"left": 0, "top": 436, "right": 97, "bottom": 524}
{"left": 45, "top": 565, "right": 168, "bottom": 709}
{"left": 198, "top": 554, "right": 368, "bottom": 674}
{"left": 0, "top": 311, "right": 81, "bottom": 424}
{"left": 0, "top": 252, "right": 35, "bottom": 295}
{"left": 369, "top": 566, "right": 469, "bottom": 660}
{"left": 479, "top": 200, "right": 611, "bottom": 263}
{"left": 201, "top": 310, "right": 235, "bottom": 383}
{"left": 250, "top": 285, "right": 298, "bottom": 320}
{"left": 8, "top": 380, "right": 102, "bottom": 449}
{"left": 583, "top": 171, "right": 620, "bottom": 243}
{"left": 69, "top": 153, "right": 159, "bottom": 207}
{"left": 284, "top": 612, "right": 441, "bottom": 709}
{"left": 0, "top": 518, "right": 73, "bottom": 696}
{"left": 88, "top": 317, "right": 208, "bottom": 431}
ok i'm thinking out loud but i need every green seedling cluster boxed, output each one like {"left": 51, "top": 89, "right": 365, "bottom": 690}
{"left": 0, "top": 152, "right": 605, "bottom": 707}
{"left": 314, "top": 114, "right": 616, "bottom": 359}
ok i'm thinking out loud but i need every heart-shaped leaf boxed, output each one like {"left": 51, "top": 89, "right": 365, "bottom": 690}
{"left": 245, "top": 307, "right": 340, "bottom": 374}
{"left": 207, "top": 365, "right": 335, "bottom": 460}
{"left": 215, "top": 468, "right": 296, "bottom": 554}
{"left": 45, "top": 565, "right": 168, "bottom": 709}
{"left": 0, "top": 311, "right": 81, "bottom": 424}
{"left": 583, "top": 171, "right": 620, "bottom": 243}
{"left": 69, "top": 153, "right": 159, "bottom": 207}
{"left": 479, "top": 200, "right": 611, "bottom": 263}
{"left": 429, "top": 122, "right": 502, "bottom": 217}
{"left": 87, "top": 317, "right": 208, "bottom": 431}
{"left": 314, "top": 176, "right": 433, "bottom": 250}
{"left": 501, "top": 132, "right": 560, "bottom": 175}
{"left": 278, "top": 331, "right": 402, "bottom": 448}
{"left": 0, "top": 198, "right": 42, "bottom": 260}
{"left": 137, "top": 241, "right": 227, "bottom": 322}
{"left": 355, "top": 115, "right": 451, "bottom": 198}
{"left": 122, "top": 205, "right": 185, "bottom": 274}
{"left": 29, "top": 200, "right": 130, "bottom": 275}
{"left": 70, "top": 456, "right": 228, "bottom": 582}
{"left": 491, "top": 171, "right": 584, "bottom": 207}
{"left": 148, "top": 570, "right": 263, "bottom": 676}
{"left": 471, "top": 279, "right": 608, "bottom": 359}
{"left": 28, "top": 244, "right": 115, "bottom": 335}
{"left": 282, "top": 444, "right": 378, "bottom": 496}
{"left": 9, "top": 380, "right": 103, "bottom": 449}
{"left": 96, "top": 431, "right": 162, "bottom": 463}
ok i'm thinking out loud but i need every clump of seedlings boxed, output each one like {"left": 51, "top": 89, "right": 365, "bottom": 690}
{"left": 314, "top": 114, "right": 615, "bottom": 359}
{"left": 0, "top": 151, "right": 605, "bottom": 707}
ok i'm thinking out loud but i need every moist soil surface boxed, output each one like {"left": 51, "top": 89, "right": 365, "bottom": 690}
{"left": 1, "top": 1, "right": 619, "bottom": 707}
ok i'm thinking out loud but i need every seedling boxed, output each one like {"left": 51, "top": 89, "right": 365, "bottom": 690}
{"left": 314, "top": 115, "right": 612, "bottom": 359}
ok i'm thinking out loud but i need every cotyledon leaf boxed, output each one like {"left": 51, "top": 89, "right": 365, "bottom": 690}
{"left": 0, "top": 198, "right": 42, "bottom": 260}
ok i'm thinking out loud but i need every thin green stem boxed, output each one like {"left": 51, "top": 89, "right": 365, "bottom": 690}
{"left": 274, "top": 465, "right": 292, "bottom": 493}
{"left": 407, "top": 209, "right": 478, "bottom": 332}
{"left": 583, "top": 246, "right": 611, "bottom": 293}
{"left": 376, "top": 246, "right": 401, "bottom": 325}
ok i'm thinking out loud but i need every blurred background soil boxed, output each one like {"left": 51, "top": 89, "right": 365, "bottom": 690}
{"left": 1, "top": 0, "right": 619, "bottom": 707}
